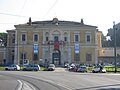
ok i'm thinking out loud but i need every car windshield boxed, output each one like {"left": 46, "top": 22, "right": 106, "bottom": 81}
{"left": 81, "top": 66, "right": 86, "bottom": 69}
{"left": 9, "top": 64, "right": 16, "bottom": 67}
{"left": 94, "top": 66, "right": 100, "bottom": 68}
{"left": 49, "top": 64, "right": 54, "bottom": 67}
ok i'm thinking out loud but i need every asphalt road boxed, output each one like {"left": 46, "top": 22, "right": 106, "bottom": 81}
{"left": 0, "top": 73, "right": 40, "bottom": 90}
{"left": 0, "top": 75, "right": 18, "bottom": 90}
{"left": 0, "top": 68, "right": 120, "bottom": 90}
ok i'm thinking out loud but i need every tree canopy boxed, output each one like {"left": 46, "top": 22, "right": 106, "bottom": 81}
{"left": 0, "top": 33, "right": 7, "bottom": 47}
{"left": 102, "top": 23, "right": 120, "bottom": 47}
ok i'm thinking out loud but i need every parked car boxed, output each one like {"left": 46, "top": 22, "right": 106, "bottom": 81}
{"left": 73, "top": 65, "right": 80, "bottom": 72}
{"left": 5, "top": 64, "right": 20, "bottom": 71}
{"left": 92, "top": 66, "right": 106, "bottom": 73}
{"left": 47, "top": 64, "right": 55, "bottom": 71}
{"left": 64, "top": 63, "right": 69, "bottom": 68}
{"left": 23, "top": 64, "right": 40, "bottom": 71}
{"left": 68, "top": 63, "right": 77, "bottom": 71}
{"left": 77, "top": 66, "right": 87, "bottom": 72}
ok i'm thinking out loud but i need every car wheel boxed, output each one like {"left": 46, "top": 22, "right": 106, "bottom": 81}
{"left": 14, "top": 68, "right": 17, "bottom": 71}
{"left": 5, "top": 68, "right": 8, "bottom": 71}
{"left": 35, "top": 69, "right": 38, "bottom": 71}
{"left": 23, "top": 68, "right": 26, "bottom": 71}
{"left": 92, "top": 70, "right": 95, "bottom": 73}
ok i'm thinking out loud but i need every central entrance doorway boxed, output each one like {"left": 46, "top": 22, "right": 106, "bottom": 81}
{"left": 52, "top": 49, "right": 61, "bottom": 66}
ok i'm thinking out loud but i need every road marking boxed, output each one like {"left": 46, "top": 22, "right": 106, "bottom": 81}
{"left": 17, "top": 80, "right": 23, "bottom": 90}
{"left": 26, "top": 75, "right": 73, "bottom": 90}
{"left": 17, "top": 80, "right": 36, "bottom": 90}
{"left": 37, "top": 78, "right": 73, "bottom": 90}
{"left": 56, "top": 83, "right": 73, "bottom": 90}
{"left": 22, "top": 80, "right": 36, "bottom": 90}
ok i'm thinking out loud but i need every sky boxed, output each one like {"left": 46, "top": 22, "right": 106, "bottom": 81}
{"left": 0, "top": 0, "right": 120, "bottom": 35}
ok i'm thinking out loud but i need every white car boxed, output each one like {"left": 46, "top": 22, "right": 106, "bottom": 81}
{"left": 47, "top": 64, "right": 55, "bottom": 71}
{"left": 5, "top": 64, "right": 20, "bottom": 71}
{"left": 64, "top": 63, "right": 69, "bottom": 68}
{"left": 92, "top": 66, "right": 106, "bottom": 73}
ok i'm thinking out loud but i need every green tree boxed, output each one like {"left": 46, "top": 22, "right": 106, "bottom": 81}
{"left": 101, "top": 33, "right": 112, "bottom": 47}
{"left": 106, "top": 23, "right": 120, "bottom": 47}
{"left": 0, "top": 33, "right": 7, "bottom": 47}
{"left": 102, "top": 33, "right": 107, "bottom": 47}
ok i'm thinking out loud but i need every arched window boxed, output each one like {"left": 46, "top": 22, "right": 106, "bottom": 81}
{"left": 64, "top": 32, "right": 68, "bottom": 42}
{"left": 33, "top": 33, "right": 39, "bottom": 42}
{"left": 52, "top": 30, "right": 61, "bottom": 42}
{"left": 45, "top": 32, "right": 49, "bottom": 41}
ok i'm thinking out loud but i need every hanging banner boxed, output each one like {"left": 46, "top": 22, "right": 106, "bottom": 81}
{"left": 54, "top": 41, "right": 59, "bottom": 49}
{"left": 75, "top": 43, "right": 79, "bottom": 54}
{"left": 33, "top": 44, "right": 39, "bottom": 54}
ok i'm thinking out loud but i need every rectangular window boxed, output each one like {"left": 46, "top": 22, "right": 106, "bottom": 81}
{"left": 64, "top": 37, "right": 67, "bottom": 41}
{"left": 12, "top": 50, "right": 14, "bottom": 52}
{"left": 21, "top": 34, "right": 26, "bottom": 42}
{"left": 21, "top": 53, "right": 26, "bottom": 59}
{"left": 87, "top": 35, "right": 90, "bottom": 42}
{"left": 12, "top": 39, "right": 15, "bottom": 43}
{"left": 86, "top": 53, "right": 92, "bottom": 61}
{"left": 34, "top": 34, "right": 38, "bottom": 42}
{"left": 75, "top": 34, "right": 79, "bottom": 42}
{"left": 54, "top": 36, "right": 59, "bottom": 41}
{"left": 12, "top": 34, "right": 15, "bottom": 43}
{"left": 86, "top": 33, "right": 91, "bottom": 43}
{"left": 33, "top": 53, "right": 38, "bottom": 60}
{"left": 12, "top": 55, "right": 14, "bottom": 61}
{"left": 21, "top": 53, "right": 27, "bottom": 64}
{"left": 46, "top": 37, "right": 49, "bottom": 41}
{"left": 13, "top": 34, "right": 15, "bottom": 37}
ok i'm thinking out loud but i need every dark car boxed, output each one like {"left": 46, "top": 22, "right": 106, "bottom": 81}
{"left": 77, "top": 66, "right": 87, "bottom": 72}
{"left": 23, "top": 64, "right": 40, "bottom": 71}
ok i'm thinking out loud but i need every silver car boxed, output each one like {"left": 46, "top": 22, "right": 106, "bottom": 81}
{"left": 77, "top": 66, "right": 87, "bottom": 72}
{"left": 92, "top": 66, "right": 106, "bottom": 73}
{"left": 23, "top": 64, "right": 40, "bottom": 71}
{"left": 5, "top": 64, "right": 20, "bottom": 71}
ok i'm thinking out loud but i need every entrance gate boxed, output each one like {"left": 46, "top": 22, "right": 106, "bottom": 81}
{"left": 52, "top": 49, "right": 61, "bottom": 66}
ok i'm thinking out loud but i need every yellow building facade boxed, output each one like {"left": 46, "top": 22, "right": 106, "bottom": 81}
{"left": 7, "top": 18, "right": 100, "bottom": 66}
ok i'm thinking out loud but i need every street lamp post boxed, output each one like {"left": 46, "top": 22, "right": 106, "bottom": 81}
{"left": 113, "top": 21, "right": 117, "bottom": 73}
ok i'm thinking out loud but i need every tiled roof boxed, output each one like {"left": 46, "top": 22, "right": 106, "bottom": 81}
{"left": 28, "top": 18, "right": 97, "bottom": 28}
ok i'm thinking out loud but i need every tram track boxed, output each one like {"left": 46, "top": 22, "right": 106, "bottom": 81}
{"left": 0, "top": 72, "right": 69, "bottom": 90}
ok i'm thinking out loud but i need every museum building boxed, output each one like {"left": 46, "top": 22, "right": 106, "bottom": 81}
{"left": 7, "top": 18, "right": 101, "bottom": 66}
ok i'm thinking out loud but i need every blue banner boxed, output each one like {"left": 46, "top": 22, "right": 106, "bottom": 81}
{"left": 33, "top": 44, "right": 39, "bottom": 54}
{"left": 75, "top": 43, "right": 79, "bottom": 54}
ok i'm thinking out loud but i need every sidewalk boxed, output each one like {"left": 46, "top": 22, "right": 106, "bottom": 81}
{"left": 54, "top": 67, "right": 68, "bottom": 72}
